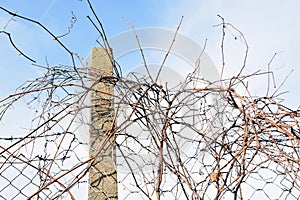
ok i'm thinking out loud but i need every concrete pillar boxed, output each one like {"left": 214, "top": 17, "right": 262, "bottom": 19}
{"left": 89, "top": 48, "right": 118, "bottom": 200}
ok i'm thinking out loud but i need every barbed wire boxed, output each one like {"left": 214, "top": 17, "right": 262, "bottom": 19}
{"left": 0, "top": 2, "right": 300, "bottom": 200}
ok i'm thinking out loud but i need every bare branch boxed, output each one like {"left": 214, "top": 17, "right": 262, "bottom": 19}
{"left": 0, "top": 31, "right": 36, "bottom": 62}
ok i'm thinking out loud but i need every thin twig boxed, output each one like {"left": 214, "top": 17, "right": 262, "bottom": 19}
{"left": 0, "top": 31, "right": 36, "bottom": 62}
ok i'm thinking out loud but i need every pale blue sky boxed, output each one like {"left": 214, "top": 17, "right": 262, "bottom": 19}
{"left": 1, "top": 1, "right": 300, "bottom": 109}
{"left": 1, "top": 1, "right": 300, "bottom": 199}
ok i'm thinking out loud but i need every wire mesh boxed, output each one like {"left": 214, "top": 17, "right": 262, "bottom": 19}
{"left": 0, "top": 4, "right": 299, "bottom": 199}
{"left": 0, "top": 59, "right": 299, "bottom": 199}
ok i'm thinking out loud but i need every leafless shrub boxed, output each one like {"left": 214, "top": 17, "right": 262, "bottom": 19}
{"left": 0, "top": 2, "right": 299, "bottom": 200}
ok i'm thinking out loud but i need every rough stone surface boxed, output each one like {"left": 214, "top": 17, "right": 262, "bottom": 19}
{"left": 89, "top": 48, "right": 117, "bottom": 200}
